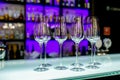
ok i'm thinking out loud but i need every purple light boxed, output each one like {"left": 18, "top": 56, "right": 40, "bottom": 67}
{"left": 26, "top": 7, "right": 89, "bottom": 56}
{"left": 46, "top": 40, "right": 59, "bottom": 56}
{"left": 26, "top": 39, "right": 41, "bottom": 53}
{"left": 45, "top": 6, "right": 60, "bottom": 16}
{"left": 79, "top": 39, "right": 89, "bottom": 51}
{"left": 85, "top": 0, "right": 89, "bottom": 3}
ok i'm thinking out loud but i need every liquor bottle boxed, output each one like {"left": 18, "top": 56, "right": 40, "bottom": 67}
{"left": 20, "top": 45, "right": 24, "bottom": 59}
{"left": 0, "top": 8, "right": 4, "bottom": 20}
{"left": 27, "top": 0, "right": 30, "bottom": 3}
{"left": 31, "top": 0, "right": 34, "bottom": 3}
{"left": 16, "top": 44, "right": 20, "bottom": 59}
{"left": 8, "top": 7, "right": 14, "bottom": 21}
{"left": 20, "top": 0, "right": 24, "bottom": 2}
{"left": 78, "top": 0, "right": 85, "bottom": 8}
{"left": 13, "top": 7, "right": 18, "bottom": 21}
{"left": 46, "top": 0, "right": 50, "bottom": 5}
{"left": 37, "top": 0, "right": 40, "bottom": 3}
{"left": 62, "top": 0, "right": 65, "bottom": 6}
{"left": 4, "top": 7, "right": 9, "bottom": 21}
{"left": 9, "top": 45, "right": 14, "bottom": 60}
{"left": 55, "top": 0, "right": 60, "bottom": 6}
{"left": 66, "top": 0, "right": 69, "bottom": 6}
{"left": 32, "top": 8, "right": 35, "bottom": 22}
{"left": 70, "top": 0, "right": 74, "bottom": 7}
{"left": 27, "top": 7, "right": 31, "bottom": 21}
{"left": 19, "top": 8, "right": 24, "bottom": 21}
{"left": 33, "top": 0, "right": 36, "bottom": 3}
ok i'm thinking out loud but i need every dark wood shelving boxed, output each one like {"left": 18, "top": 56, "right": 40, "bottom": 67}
{"left": 0, "top": 0, "right": 25, "bottom": 5}
{"left": 61, "top": 6, "right": 89, "bottom": 10}
{"left": 26, "top": 2, "right": 43, "bottom": 6}
{"left": 0, "top": 20, "right": 25, "bottom": 23}
{"left": 0, "top": 39, "right": 25, "bottom": 42}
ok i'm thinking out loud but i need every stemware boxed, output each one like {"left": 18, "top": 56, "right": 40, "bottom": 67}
{"left": 103, "top": 38, "right": 112, "bottom": 52}
{"left": 54, "top": 16, "right": 68, "bottom": 70}
{"left": 69, "top": 16, "right": 85, "bottom": 72}
{"left": 33, "top": 15, "right": 49, "bottom": 72}
{"left": 0, "top": 42, "right": 6, "bottom": 69}
{"left": 85, "top": 16, "right": 101, "bottom": 69}
{"left": 42, "top": 16, "right": 52, "bottom": 67}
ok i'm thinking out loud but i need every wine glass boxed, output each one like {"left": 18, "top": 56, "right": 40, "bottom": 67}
{"left": 103, "top": 38, "right": 112, "bottom": 52}
{"left": 69, "top": 16, "right": 85, "bottom": 72}
{"left": 0, "top": 42, "right": 6, "bottom": 69}
{"left": 42, "top": 16, "right": 52, "bottom": 67}
{"left": 54, "top": 16, "right": 68, "bottom": 70}
{"left": 85, "top": 16, "right": 101, "bottom": 69}
{"left": 33, "top": 15, "right": 49, "bottom": 72}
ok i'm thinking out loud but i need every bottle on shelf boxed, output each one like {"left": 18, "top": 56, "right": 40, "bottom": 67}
{"left": 55, "top": 0, "right": 60, "bottom": 6}
{"left": 27, "top": 7, "right": 31, "bottom": 21}
{"left": 77, "top": 0, "right": 85, "bottom": 8}
{"left": 4, "top": 7, "right": 9, "bottom": 21}
{"left": 9, "top": 44, "right": 14, "bottom": 60}
{"left": 13, "top": 7, "right": 19, "bottom": 21}
{"left": 37, "top": 0, "right": 41, "bottom": 3}
{"left": 15, "top": 44, "right": 20, "bottom": 59}
{"left": 70, "top": 0, "right": 75, "bottom": 7}
{"left": 31, "top": 7, "right": 35, "bottom": 22}
{"left": 27, "top": 0, "right": 31, "bottom": 3}
{"left": 65, "top": 0, "right": 69, "bottom": 6}
{"left": 46, "top": 0, "right": 51, "bottom": 5}
{"left": 8, "top": 7, "right": 14, "bottom": 21}
{"left": 19, "top": 8, "right": 24, "bottom": 21}
{"left": 20, "top": 45, "right": 24, "bottom": 59}
{"left": 33, "top": 0, "right": 36, "bottom": 3}
{"left": 0, "top": 8, "right": 4, "bottom": 20}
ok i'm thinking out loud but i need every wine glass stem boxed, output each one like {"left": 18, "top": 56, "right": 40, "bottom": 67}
{"left": 44, "top": 42, "right": 47, "bottom": 63}
{"left": 59, "top": 43, "right": 63, "bottom": 66}
{"left": 93, "top": 43, "right": 96, "bottom": 63}
{"left": 75, "top": 43, "right": 79, "bottom": 66}
{"left": 91, "top": 43, "right": 94, "bottom": 64}
{"left": 39, "top": 43, "right": 43, "bottom": 67}
{"left": 44, "top": 42, "right": 47, "bottom": 64}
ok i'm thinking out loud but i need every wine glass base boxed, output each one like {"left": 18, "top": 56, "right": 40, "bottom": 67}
{"left": 54, "top": 66, "right": 68, "bottom": 70}
{"left": 86, "top": 65, "right": 99, "bottom": 69}
{"left": 70, "top": 67, "right": 85, "bottom": 72}
{"left": 34, "top": 66, "right": 49, "bottom": 72}
{"left": 71, "top": 63, "right": 83, "bottom": 66}
{"left": 42, "top": 63, "right": 52, "bottom": 67}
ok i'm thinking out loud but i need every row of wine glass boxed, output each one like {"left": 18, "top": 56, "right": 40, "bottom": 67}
{"left": 33, "top": 15, "right": 112, "bottom": 72}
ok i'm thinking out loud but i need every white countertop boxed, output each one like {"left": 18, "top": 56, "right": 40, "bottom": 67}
{"left": 0, "top": 54, "right": 120, "bottom": 80}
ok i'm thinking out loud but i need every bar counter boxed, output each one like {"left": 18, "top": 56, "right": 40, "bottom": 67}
{"left": 0, "top": 54, "right": 120, "bottom": 80}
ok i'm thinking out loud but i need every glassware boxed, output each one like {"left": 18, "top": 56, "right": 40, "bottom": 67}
{"left": 0, "top": 42, "right": 6, "bottom": 69}
{"left": 95, "top": 39, "right": 102, "bottom": 53}
{"left": 69, "top": 16, "right": 85, "bottom": 72}
{"left": 33, "top": 15, "right": 49, "bottom": 72}
{"left": 54, "top": 16, "right": 68, "bottom": 70}
{"left": 85, "top": 16, "right": 101, "bottom": 69}
{"left": 41, "top": 16, "right": 52, "bottom": 67}
{"left": 103, "top": 38, "right": 112, "bottom": 52}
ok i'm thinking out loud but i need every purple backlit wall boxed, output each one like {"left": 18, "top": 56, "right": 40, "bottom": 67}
{"left": 26, "top": 5, "right": 89, "bottom": 57}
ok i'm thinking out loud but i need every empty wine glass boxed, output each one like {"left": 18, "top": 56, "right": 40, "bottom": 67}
{"left": 42, "top": 16, "right": 52, "bottom": 67}
{"left": 85, "top": 16, "right": 101, "bottom": 69}
{"left": 54, "top": 16, "right": 68, "bottom": 70}
{"left": 69, "top": 16, "right": 85, "bottom": 72}
{"left": 33, "top": 15, "right": 49, "bottom": 72}
{"left": 103, "top": 38, "right": 112, "bottom": 52}
{"left": 95, "top": 39, "right": 102, "bottom": 53}
{"left": 0, "top": 42, "right": 6, "bottom": 69}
